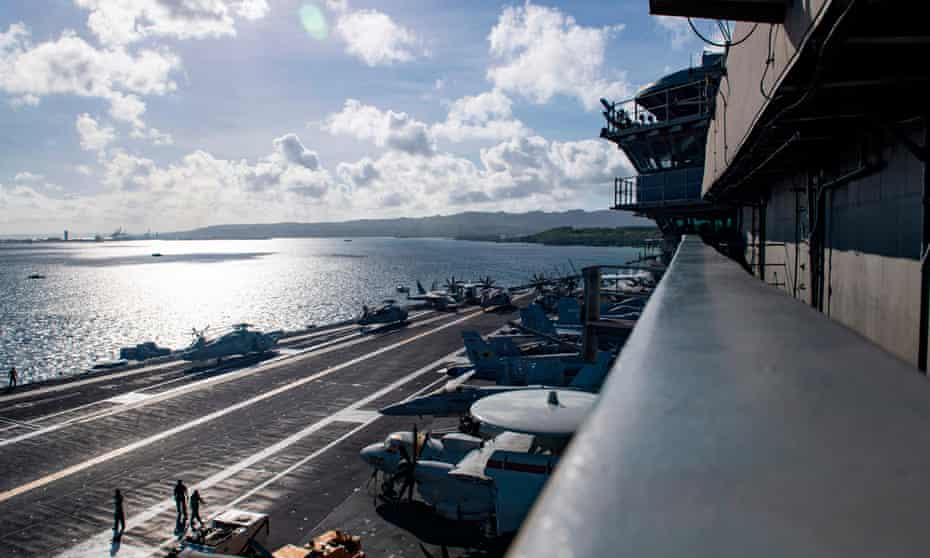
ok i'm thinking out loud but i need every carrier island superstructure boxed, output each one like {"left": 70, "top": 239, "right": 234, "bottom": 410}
{"left": 511, "top": 1, "right": 930, "bottom": 557}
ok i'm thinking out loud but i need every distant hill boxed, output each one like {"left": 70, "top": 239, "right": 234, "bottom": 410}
{"left": 162, "top": 210, "right": 651, "bottom": 240}
{"left": 512, "top": 226, "right": 658, "bottom": 247}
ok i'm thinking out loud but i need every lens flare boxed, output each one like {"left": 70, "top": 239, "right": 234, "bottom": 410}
{"left": 299, "top": 4, "right": 328, "bottom": 40}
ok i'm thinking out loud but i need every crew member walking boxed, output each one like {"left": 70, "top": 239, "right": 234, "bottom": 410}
{"left": 174, "top": 480, "right": 188, "bottom": 525}
{"left": 113, "top": 489, "right": 126, "bottom": 540}
{"left": 190, "top": 490, "right": 206, "bottom": 529}
{"left": 6, "top": 366, "right": 17, "bottom": 392}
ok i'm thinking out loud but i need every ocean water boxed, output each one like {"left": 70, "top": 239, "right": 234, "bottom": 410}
{"left": 0, "top": 237, "right": 639, "bottom": 383}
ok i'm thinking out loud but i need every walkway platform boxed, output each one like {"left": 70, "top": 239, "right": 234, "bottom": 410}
{"left": 511, "top": 235, "right": 930, "bottom": 557}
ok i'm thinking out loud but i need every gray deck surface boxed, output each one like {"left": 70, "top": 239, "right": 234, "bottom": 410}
{"left": 510, "top": 236, "right": 930, "bottom": 557}
{"left": 0, "top": 306, "right": 521, "bottom": 557}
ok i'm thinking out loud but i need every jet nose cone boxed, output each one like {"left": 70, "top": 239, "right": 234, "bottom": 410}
{"left": 378, "top": 401, "right": 409, "bottom": 416}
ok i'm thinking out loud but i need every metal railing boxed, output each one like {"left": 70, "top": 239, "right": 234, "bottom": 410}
{"left": 601, "top": 77, "right": 716, "bottom": 136}
{"left": 612, "top": 168, "right": 705, "bottom": 209}
{"left": 508, "top": 236, "right": 930, "bottom": 556}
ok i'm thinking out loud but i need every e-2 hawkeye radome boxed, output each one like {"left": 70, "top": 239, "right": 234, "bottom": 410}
{"left": 361, "top": 389, "right": 596, "bottom": 535}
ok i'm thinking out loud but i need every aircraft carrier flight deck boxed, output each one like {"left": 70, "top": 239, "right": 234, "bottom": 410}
{"left": 0, "top": 305, "right": 522, "bottom": 558}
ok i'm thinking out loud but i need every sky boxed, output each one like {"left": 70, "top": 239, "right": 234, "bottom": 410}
{"left": 0, "top": 0, "right": 710, "bottom": 236}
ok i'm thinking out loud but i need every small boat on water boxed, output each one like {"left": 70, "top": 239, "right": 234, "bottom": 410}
{"left": 27, "top": 273, "right": 46, "bottom": 279}
{"left": 152, "top": 252, "right": 163, "bottom": 257}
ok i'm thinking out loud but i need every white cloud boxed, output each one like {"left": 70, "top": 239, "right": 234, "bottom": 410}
{"left": 0, "top": 23, "right": 179, "bottom": 134}
{"left": 335, "top": 9, "right": 422, "bottom": 66}
{"left": 14, "top": 171, "right": 44, "bottom": 184}
{"left": 0, "top": 127, "right": 630, "bottom": 234}
{"left": 74, "top": 0, "right": 269, "bottom": 46}
{"left": 76, "top": 164, "right": 93, "bottom": 176}
{"left": 325, "top": 0, "right": 349, "bottom": 14}
{"left": 130, "top": 125, "right": 173, "bottom": 145}
{"left": 76, "top": 113, "right": 117, "bottom": 152}
{"left": 336, "top": 134, "right": 632, "bottom": 212}
{"left": 432, "top": 89, "right": 529, "bottom": 143}
{"left": 654, "top": 15, "right": 691, "bottom": 49}
{"left": 486, "top": 2, "right": 629, "bottom": 110}
{"left": 273, "top": 133, "right": 320, "bottom": 170}
{"left": 337, "top": 157, "right": 380, "bottom": 189}
{"left": 478, "top": 135, "right": 630, "bottom": 200}
{"left": 100, "top": 133, "right": 331, "bottom": 199}
{"left": 324, "top": 99, "right": 435, "bottom": 156}
{"left": 10, "top": 171, "right": 64, "bottom": 197}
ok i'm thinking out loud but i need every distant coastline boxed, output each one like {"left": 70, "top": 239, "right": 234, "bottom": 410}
{"left": 3, "top": 209, "right": 656, "bottom": 243}
{"left": 456, "top": 226, "right": 659, "bottom": 247}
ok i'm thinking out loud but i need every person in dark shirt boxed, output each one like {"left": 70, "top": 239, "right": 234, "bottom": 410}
{"left": 190, "top": 490, "right": 206, "bottom": 529}
{"left": 6, "top": 366, "right": 16, "bottom": 392}
{"left": 113, "top": 489, "right": 125, "bottom": 540}
{"left": 174, "top": 480, "right": 188, "bottom": 525}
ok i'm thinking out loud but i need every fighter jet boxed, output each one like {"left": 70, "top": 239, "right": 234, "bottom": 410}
{"left": 357, "top": 300, "right": 409, "bottom": 326}
{"left": 452, "top": 329, "right": 590, "bottom": 383}
{"left": 379, "top": 350, "right": 612, "bottom": 417}
{"left": 361, "top": 389, "right": 596, "bottom": 534}
{"left": 181, "top": 324, "right": 282, "bottom": 363}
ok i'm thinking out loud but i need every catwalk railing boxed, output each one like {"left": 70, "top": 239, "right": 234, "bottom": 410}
{"left": 508, "top": 235, "right": 930, "bottom": 557}
{"left": 612, "top": 168, "right": 704, "bottom": 209}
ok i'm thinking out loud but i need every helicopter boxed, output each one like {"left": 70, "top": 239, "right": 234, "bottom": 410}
{"left": 181, "top": 323, "right": 282, "bottom": 363}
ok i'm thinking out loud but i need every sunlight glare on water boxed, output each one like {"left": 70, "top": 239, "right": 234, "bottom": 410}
{"left": 0, "top": 237, "right": 639, "bottom": 383}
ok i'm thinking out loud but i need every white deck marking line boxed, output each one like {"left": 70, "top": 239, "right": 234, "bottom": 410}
{"left": 0, "top": 311, "right": 459, "bottom": 448}
{"left": 225, "top": 373, "right": 449, "bottom": 510}
{"left": 105, "top": 392, "right": 153, "bottom": 405}
{"left": 0, "top": 416, "right": 40, "bottom": 430}
{"left": 0, "top": 308, "right": 487, "bottom": 503}
{"left": 55, "top": 348, "right": 461, "bottom": 558}
{"left": 0, "top": 310, "right": 427, "bottom": 405}
{"left": 335, "top": 409, "right": 381, "bottom": 424}
{"left": 0, "top": 360, "right": 184, "bottom": 403}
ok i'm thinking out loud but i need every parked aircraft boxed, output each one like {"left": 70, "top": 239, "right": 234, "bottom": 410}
{"left": 181, "top": 324, "right": 282, "bottom": 363}
{"left": 361, "top": 389, "right": 596, "bottom": 534}
{"left": 397, "top": 281, "right": 459, "bottom": 310}
{"left": 480, "top": 288, "right": 512, "bottom": 309}
{"left": 378, "top": 350, "right": 612, "bottom": 417}
{"left": 358, "top": 300, "right": 409, "bottom": 326}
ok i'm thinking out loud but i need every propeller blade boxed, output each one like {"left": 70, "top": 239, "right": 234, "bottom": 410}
{"left": 410, "top": 424, "right": 419, "bottom": 502}
{"left": 398, "top": 444, "right": 413, "bottom": 467}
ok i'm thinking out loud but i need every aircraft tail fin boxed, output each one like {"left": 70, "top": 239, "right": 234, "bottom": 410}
{"left": 557, "top": 297, "right": 581, "bottom": 326}
{"left": 416, "top": 280, "right": 427, "bottom": 295}
{"left": 462, "top": 330, "right": 495, "bottom": 365}
{"left": 569, "top": 351, "right": 613, "bottom": 390}
{"left": 520, "top": 304, "right": 557, "bottom": 335}
{"left": 488, "top": 336, "right": 522, "bottom": 357}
